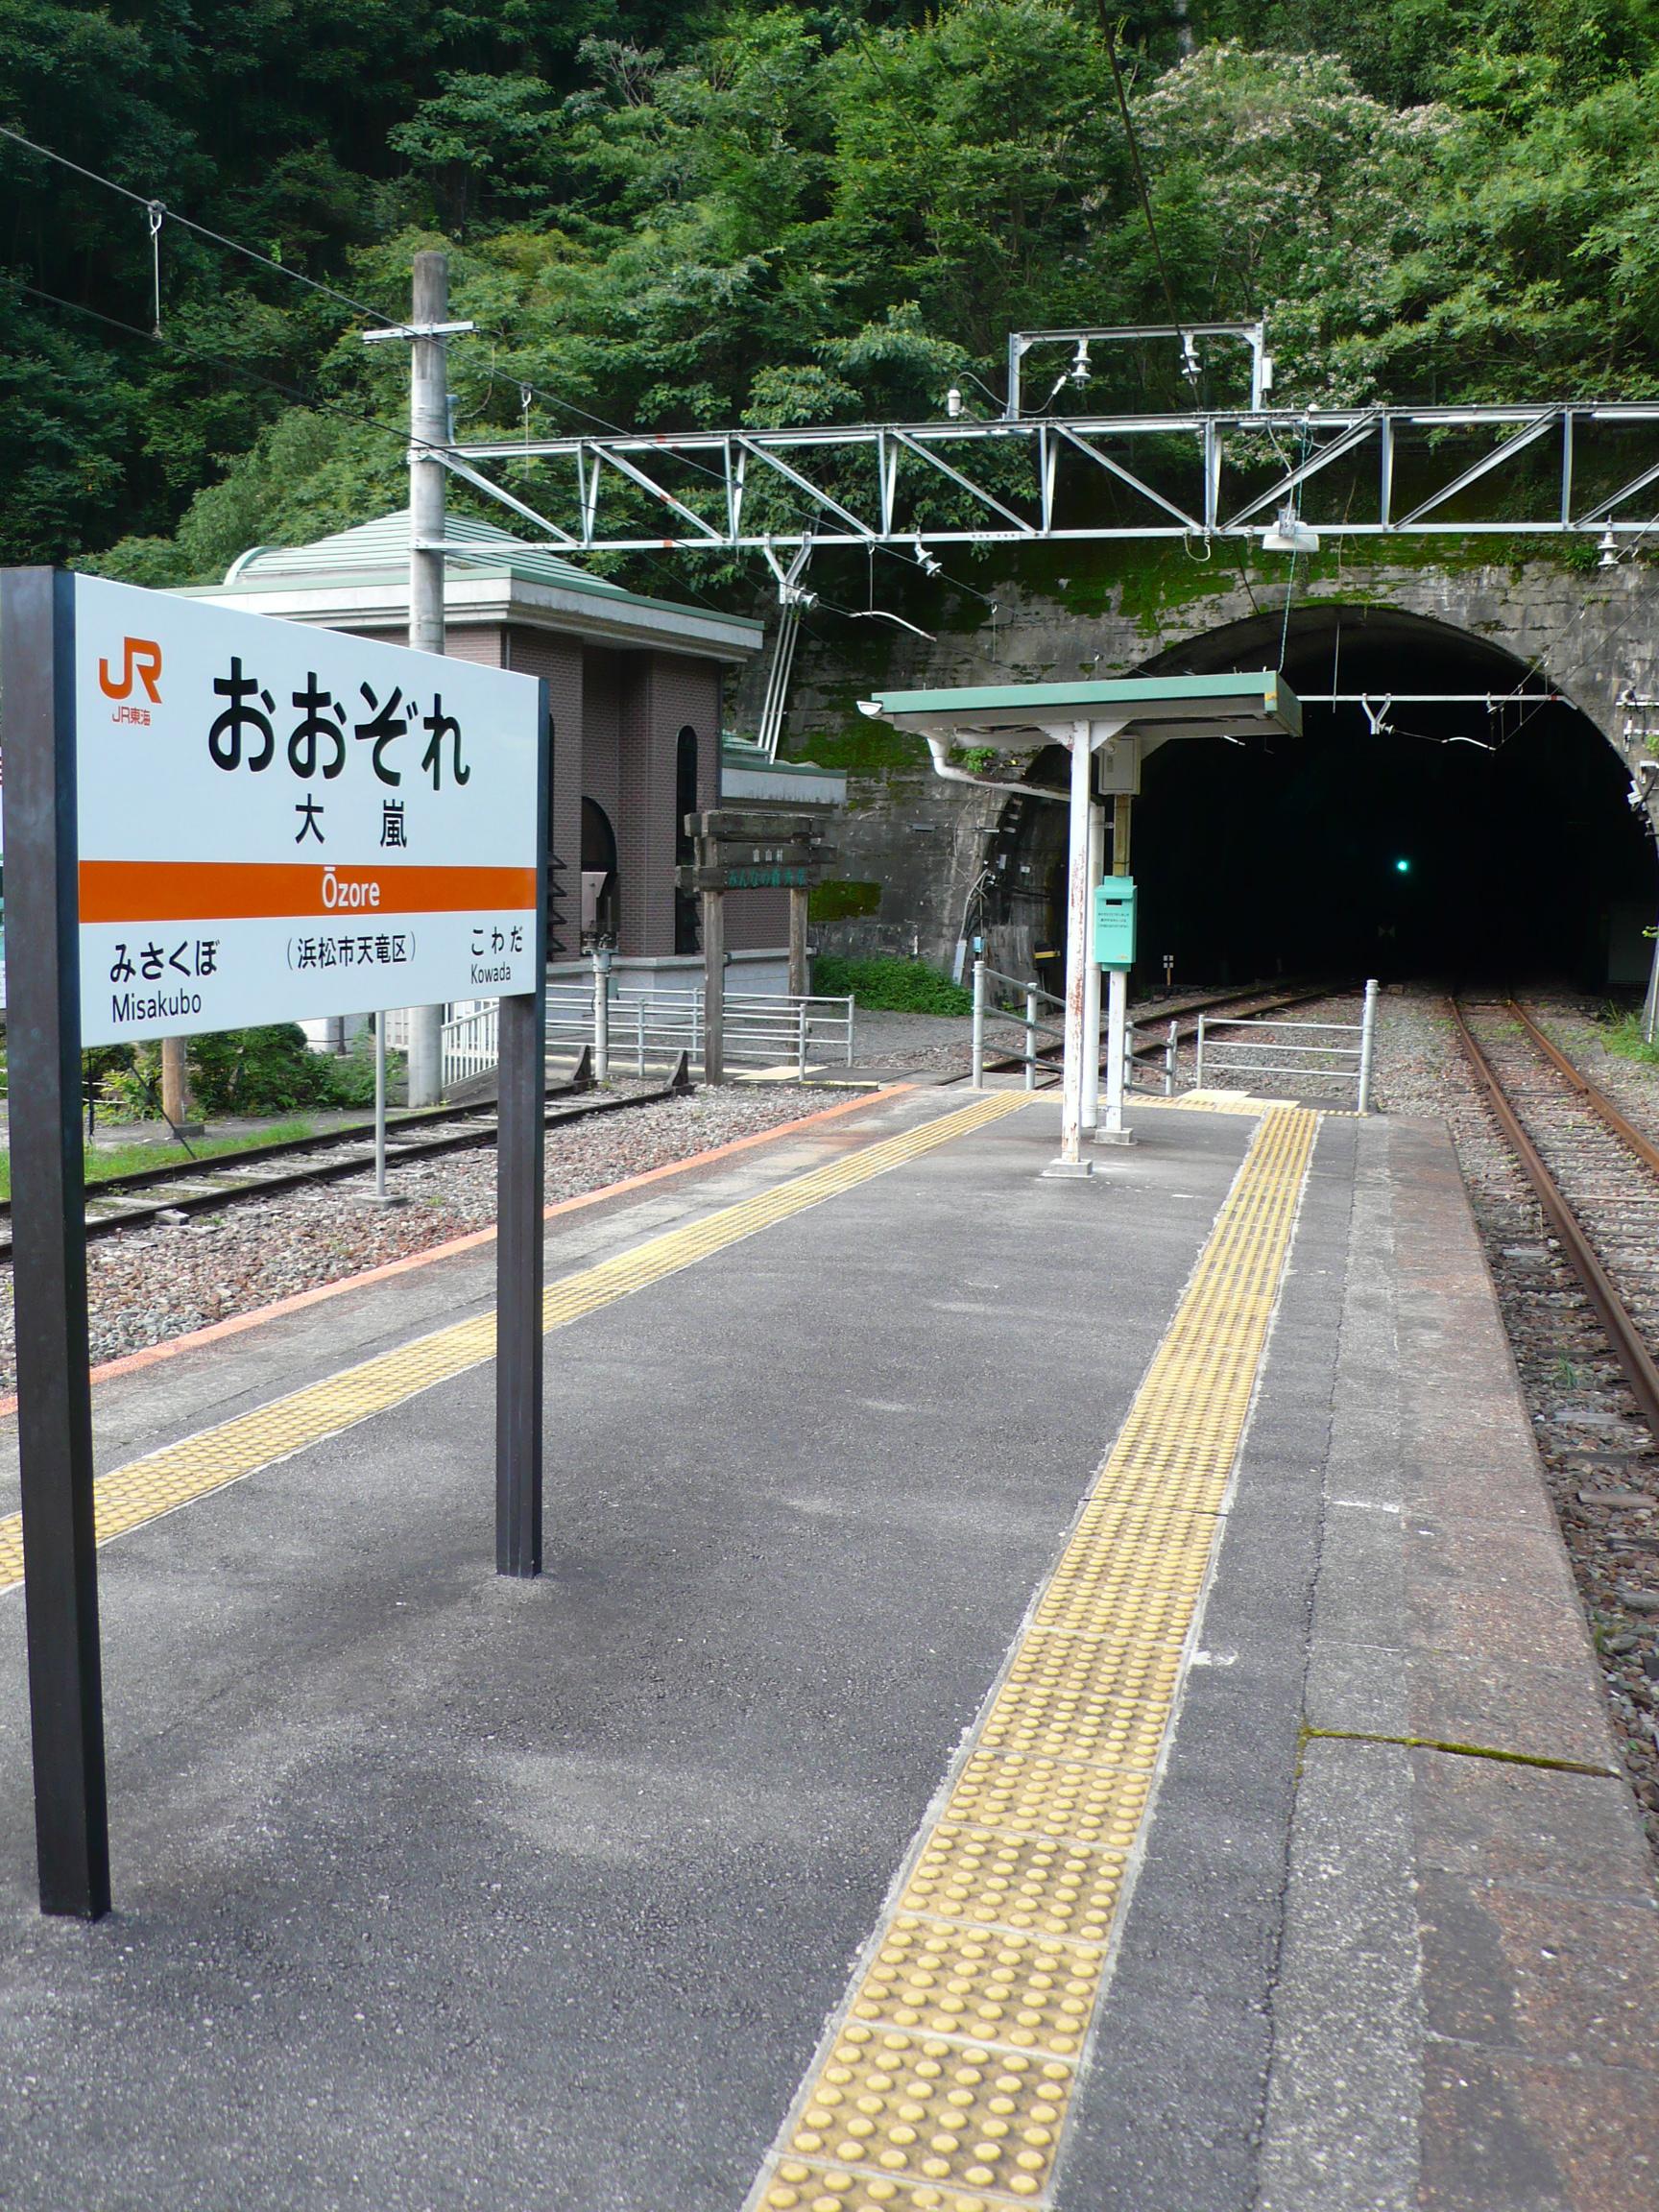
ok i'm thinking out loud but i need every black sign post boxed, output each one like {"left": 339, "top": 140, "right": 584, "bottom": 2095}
{"left": 3, "top": 569, "right": 110, "bottom": 1919}
{"left": 495, "top": 682, "right": 549, "bottom": 1575}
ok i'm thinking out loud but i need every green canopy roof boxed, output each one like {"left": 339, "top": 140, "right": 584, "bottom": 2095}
{"left": 858, "top": 670, "right": 1302, "bottom": 747}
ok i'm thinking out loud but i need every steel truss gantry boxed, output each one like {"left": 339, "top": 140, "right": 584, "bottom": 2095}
{"left": 448, "top": 400, "right": 1659, "bottom": 556}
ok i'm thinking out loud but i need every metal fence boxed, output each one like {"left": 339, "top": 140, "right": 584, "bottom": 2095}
{"left": 1195, "top": 980, "right": 1378, "bottom": 1112}
{"left": 970, "top": 963, "right": 1065, "bottom": 1089}
{"left": 441, "top": 982, "right": 854, "bottom": 1091}
{"left": 965, "top": 968, "right": 1380, "bottom": 1116}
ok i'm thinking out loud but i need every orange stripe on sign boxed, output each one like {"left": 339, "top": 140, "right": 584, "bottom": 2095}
{"left": 78, "top": 860, "right": 537, "bottom": 924}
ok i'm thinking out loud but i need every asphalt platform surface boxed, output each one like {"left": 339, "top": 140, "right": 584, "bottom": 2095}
{"left": 0, "top": 1086, "right": 1653, "bottom": 2209}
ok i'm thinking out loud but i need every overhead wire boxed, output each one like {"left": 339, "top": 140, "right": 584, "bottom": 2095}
{"left": 0, "top": 123, "right": 403, "bottom": 328}
{"left": 9, "top": 124, "right": 1021, "bottom": 617}
{"left": 18, "top": 279, "right": 739, "bottom": 616}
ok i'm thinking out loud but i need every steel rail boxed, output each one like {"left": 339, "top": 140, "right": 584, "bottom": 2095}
{"left": 1451, "top": 998, "right": 1659, "bottom": 1442}
{"left": 0, "top": 1066, "right": 690, "bottom": 1261}
{"left": 1510, "top": 1000, "right": 1659, "bottom": 1178}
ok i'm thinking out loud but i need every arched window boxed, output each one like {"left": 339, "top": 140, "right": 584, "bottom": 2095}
{"left": 581, "top": 796, "right": 619, "bottom": 947}
{"left": 675, "top": 725, "right": 701, "bottom": 954}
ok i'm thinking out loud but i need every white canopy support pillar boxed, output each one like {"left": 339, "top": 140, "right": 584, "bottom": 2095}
{"left": 855, "top": 671, "right": 1303, "bottom": 1181}
{"left": 1045, "top": 718, "right": 1126, "bottom": 1174}
{"left": 1080, "top": 798, "right": 1105, "bottom": 1137}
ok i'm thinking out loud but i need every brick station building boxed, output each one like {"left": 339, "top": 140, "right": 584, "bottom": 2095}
{"left": 180, "top": 511, "right": 842, "bottom": 996}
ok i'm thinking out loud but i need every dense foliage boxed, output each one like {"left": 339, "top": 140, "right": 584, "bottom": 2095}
{"left": 812, "top": 953, "right": 975, "bottom": 1012}
{"left": 5, "top": 0, "right": 1659, "bottom": 579}
{"left": 100, "top": 1024, "right": 382, "bottom": 1117}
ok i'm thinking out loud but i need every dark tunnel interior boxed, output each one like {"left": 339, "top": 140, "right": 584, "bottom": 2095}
{"left": 1007, "top": 606, "right": 1656, "bottom": 992}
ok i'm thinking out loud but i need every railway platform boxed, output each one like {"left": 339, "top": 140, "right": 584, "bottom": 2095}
{"left": 0, "top": 1082, "right": 1654, "bottom": 2211}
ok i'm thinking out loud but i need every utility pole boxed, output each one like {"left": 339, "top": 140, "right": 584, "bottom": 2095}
{"left": 406, "top": 250, "right": 448, "bottom": 1108}
{"left": 362, "top": 255, "right": 475, "bottom": 1109}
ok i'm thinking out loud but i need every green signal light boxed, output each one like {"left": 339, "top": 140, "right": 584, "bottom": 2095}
{"left": 1394, "top": 857, "right": 1411, "bottom": 874}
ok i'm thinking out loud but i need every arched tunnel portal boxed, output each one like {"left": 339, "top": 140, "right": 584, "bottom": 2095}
{"left": 983, "top": 605, "right": 1657, "bottom": 993}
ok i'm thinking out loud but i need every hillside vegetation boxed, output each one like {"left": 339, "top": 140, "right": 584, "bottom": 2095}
{"left": 5, "top": 0, "right": 1658, "bottom": 584}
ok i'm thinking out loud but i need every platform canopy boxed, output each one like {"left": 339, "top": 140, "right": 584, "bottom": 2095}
{"left": 854, "top": 668, "right": 1305, "bottom": 1175}
{"left": 857, "top": 670, "right": 1302, "bottom": 750}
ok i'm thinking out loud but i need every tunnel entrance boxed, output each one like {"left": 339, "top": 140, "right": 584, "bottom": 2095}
{"left": 985, "top": 606, "right": 1656, "bottom": 992}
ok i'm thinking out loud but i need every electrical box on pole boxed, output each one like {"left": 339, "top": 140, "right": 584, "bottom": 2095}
{"left": 1094, "top": 877, "right": 1138, "bottom": 971}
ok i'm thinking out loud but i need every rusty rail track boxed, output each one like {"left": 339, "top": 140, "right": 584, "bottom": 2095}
{"left": 1451, "top": 998, "right": 1659, "bottom": 1441}
{"left": 1509, "top": 999, "right": 1659, "bottom": 1177}
{"left": 0, "top": 1053, "right": 689, "bottom": 1261}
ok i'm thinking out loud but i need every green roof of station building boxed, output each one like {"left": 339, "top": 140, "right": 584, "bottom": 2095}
{"left": 214, "top": 510, "right": 637, "bottom": 600}
{"left": 180, "top": 509, "right": 763, "bottom": 661}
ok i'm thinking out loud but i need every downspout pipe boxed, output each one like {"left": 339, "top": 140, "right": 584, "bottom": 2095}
{"left": 921, "top": 733, "right": 1068, "bottom": 804}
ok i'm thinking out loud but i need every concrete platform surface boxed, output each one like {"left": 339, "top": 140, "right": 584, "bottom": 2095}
{"left": 0, "top": 1091, "right": 1651, "bottom": 2210}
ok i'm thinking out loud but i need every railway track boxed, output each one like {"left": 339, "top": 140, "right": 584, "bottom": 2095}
{"left": 1451, "top": 998, "right": 1659, "bottom": 1440}
{"left": 0, "top": 1050, "right": 691, "bottom": 1261}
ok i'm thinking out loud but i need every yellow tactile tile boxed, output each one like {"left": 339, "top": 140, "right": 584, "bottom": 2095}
{"left": 747, "top": 1104, "right": 1320, "bottom": 2212}
{"left": 974, "top": 1629, "right": 1185, "bottom": 1770}
{"left": 0, "top": 1090, "right": 1035, "bottom": 1593}
{"left": 898, "top": 1826, "right": 1125, "bottom": 1945}
{"left": 852, "top": 1922, "right": 1107, "bottom": 2061}
{"left": 942, "top": 1755, "right": 1151, "bottom": 1853}
{"left": 774, "top": 2020, "right": 1079, "bottom": 2205}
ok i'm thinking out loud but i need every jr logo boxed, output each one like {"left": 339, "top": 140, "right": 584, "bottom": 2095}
{"left": 98, "top": 637, "right": 162, "bottom": 704}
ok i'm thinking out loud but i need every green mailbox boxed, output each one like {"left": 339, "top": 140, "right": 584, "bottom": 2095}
{"left": 1094, "top": 876, "right": 1137, "bottom": 970}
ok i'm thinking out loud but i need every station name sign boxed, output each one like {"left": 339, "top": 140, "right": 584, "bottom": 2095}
{"left": 66, "top": 576, "right": 541, "bottom": 1045}
{"left": 674, "top": 806, "right": 835, "bottom": 897}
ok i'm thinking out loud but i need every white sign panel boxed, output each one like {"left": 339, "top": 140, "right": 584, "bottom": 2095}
{"left": 69, "top": 575, "right": 541, "bottom": 1048}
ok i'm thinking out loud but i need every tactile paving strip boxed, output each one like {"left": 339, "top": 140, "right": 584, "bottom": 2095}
{"left": 747, "top": 1104, "right": 1320, "bottom": 2212}
{"left": 0, "top": 1089, "right": 1034, "bottom": 1593}
{"left": 897, "top": 1826, "right": 1125, "bottom": 1945}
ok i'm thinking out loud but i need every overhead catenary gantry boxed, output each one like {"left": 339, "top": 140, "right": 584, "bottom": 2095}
{"left": 448, "top": 400, "right": 1659, "bottom": 555}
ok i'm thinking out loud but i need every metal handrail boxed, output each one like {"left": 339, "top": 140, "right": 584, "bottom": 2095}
{"left": 445, "top": 982, "right": 856, "bottom": 1087}
{"left": 1202, "top": 1016, "right": 1366, "bottom": 1034}
{"left": 979, "top": 965, "right": 1065, "bottom": 1008}
{"left": 971, "top": 959, "right": 1067, "bottom": 1090}
{"left": 1204, "top": 1040, "right": 1362, "bottom": 1060}
{"left": 1194, "top": 981, "right": 1379, "bottom": 1112}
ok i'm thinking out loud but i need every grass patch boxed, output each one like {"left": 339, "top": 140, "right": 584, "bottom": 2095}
{"left": 809, "top": 878, "right": 882, "bottom": 924}
{"left": 0, "top": 1119, "right": 324, "bottom": 1203}
{"left": 811, "top": 954, "right": 974, "bottom": 1015}
{"left": 1599, "top": 1009, "right": 1659, "bottom": 1067}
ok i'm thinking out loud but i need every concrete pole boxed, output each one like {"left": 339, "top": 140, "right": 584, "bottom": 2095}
{"left": 1080, "top": 801, "right": 1104, "bottom": 1133}
{"left": 159, "top": 1037, "right": 189, "bottom": 1130}
{"left": 702, "top": 889, "right": 725, "bottom": 1083}
{"left": 374, "top": 1012, "right": 387, "bottom": 1199}
{"left": 1053, "top": 721, "right": 1094, "bottom": 1170}
{"left": 405, "top": 249, "right": 447, "bottom": 1107}
{"left": 1358, "top": 976, "right": 1379, "bottom": 1115}
{"left": 592, "top": 950, "right": 611, "bottom": 1085}
{"left": 788, "top": 885, "right": 808, "bottom": 998}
